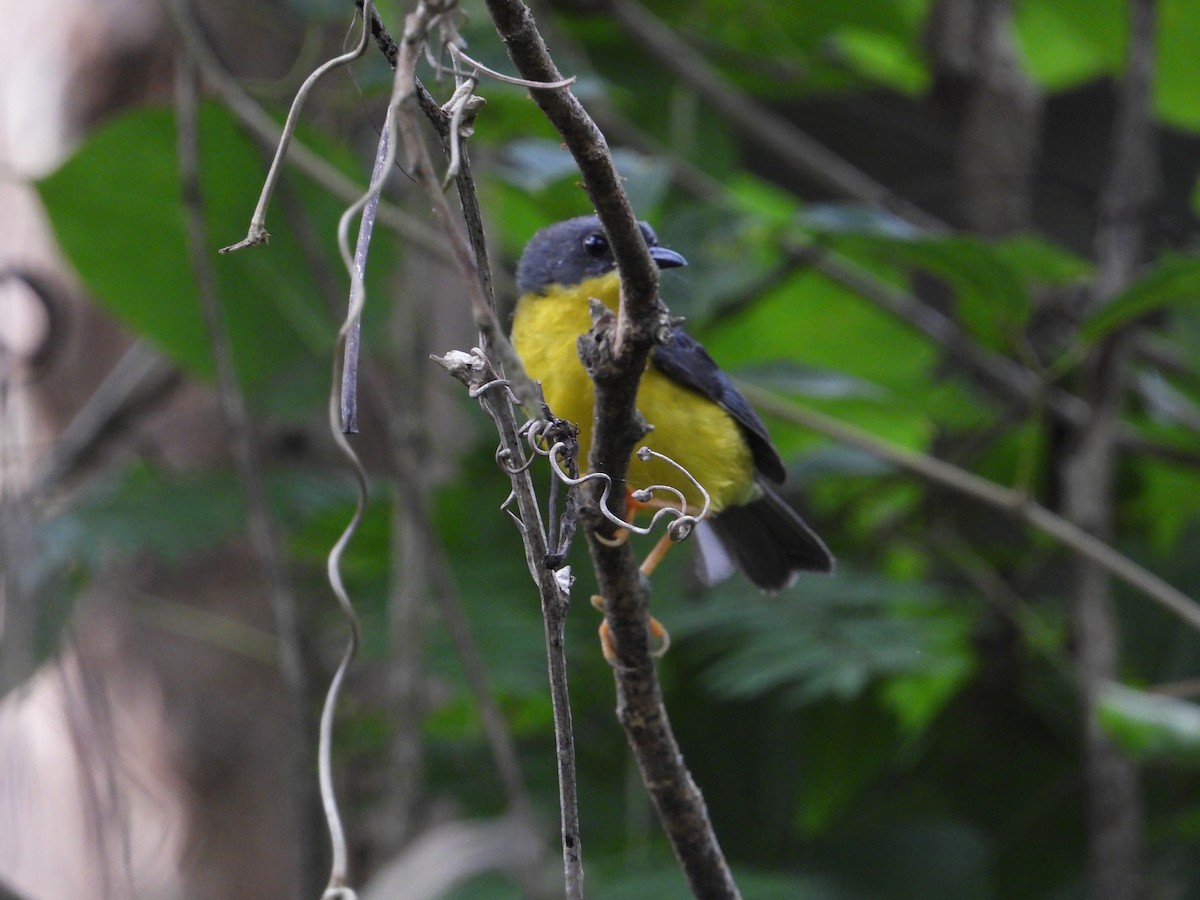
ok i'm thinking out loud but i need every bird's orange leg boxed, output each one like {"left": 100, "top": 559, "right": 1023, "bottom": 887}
{"left": 639, "top": 532, "right": 674, "bottom": 578}
{"left": 588, "top": 490, "right": 677, "bottom": 663}
{"left": 591, "top": 594, "right": 671, "bottom": 665}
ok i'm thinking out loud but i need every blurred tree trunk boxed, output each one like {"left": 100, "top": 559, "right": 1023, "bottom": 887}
{"left": 1062, "top": 0, "right": 1158, "bottom": 896}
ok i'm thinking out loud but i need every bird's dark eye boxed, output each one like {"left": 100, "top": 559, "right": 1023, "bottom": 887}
{"left": 582, "top": 232, "right": 608, "bottom": 257}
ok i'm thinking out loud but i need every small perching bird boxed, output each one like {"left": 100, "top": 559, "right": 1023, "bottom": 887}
{"left": 510, "top": 215, "right": 834, "bottom": 592}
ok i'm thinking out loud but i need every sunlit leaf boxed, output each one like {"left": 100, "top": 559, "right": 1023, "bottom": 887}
{"left": 1155, "top": 0, "right": 1200, "bottom": 131}
{"left": 1081, "top": 255, "right": 1200, "bottom": 341}
{"left": 697, "top": 268, "right": 939, "bottom": 448}
{"left": 1100, "top": 683, "right": 1200, "bottom": 763}
{"left": 1014, "top": 0, "right": 1127, "bottom": 88}
{"left": 831, "top": 27, "right": 930, "bottom": 95}
{"left": 834, "top": 233, "right": 1032, "bottom": 351}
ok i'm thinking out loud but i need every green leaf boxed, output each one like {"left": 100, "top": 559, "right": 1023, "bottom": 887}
{"left": 1099, "top": 683, "right": 1200, "bottom": 763}
{"left": 40, "top": 106, "right": 210, "bottom": 374}
{"left": 839, "top": 233, "right": 1032, "bottom": 351}
{"left": 1081, "top": 255, "right": 1200, "bottom": 341}
{"left": 697, "top": 268, "right": 939, "bottom": 449}
{"left": 1155, "top": 0, "right": 1200, "bottom": 131}
{"left": 37, "top": 102, "right": 342, "bottom": 407}
{"left": 831, "top": 27, "right": 931, "bottom": 95}
{"left": 1014, "top": 0, "right": 1127, "bottom": 89}
{"left": 992, "top": 234, "right": 1091, "bottom": 285}
{"left": 794, "top": 216, "right": 1053, "bottom": 352}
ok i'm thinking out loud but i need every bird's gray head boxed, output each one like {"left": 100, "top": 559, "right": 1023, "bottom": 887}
{"left": 515, "top": 214, "right": 687, "bottom": 296}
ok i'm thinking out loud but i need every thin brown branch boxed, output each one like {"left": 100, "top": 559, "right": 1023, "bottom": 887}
{"left": 483, "top": 1, "right": 742, "bottom": 897}
{"left": 436, "top": 350, "right": 584, "bottom": 900}
{"left": 736, "top": 382, "right": 1200, "bottom": 636}
{"left": 350, "top": 4, "right": 560, "bottom": 893}
{"left": 355, "top": 0, "right": 399, "bottom": 68}
{"left": 786, "top": 242, "right": 1090, "bottom": 422}
{"left": 482, "top": 0, "right": 662, "bottom": 334}
{"left": 534, "top": 74, "right": 1200, "bottom": 470}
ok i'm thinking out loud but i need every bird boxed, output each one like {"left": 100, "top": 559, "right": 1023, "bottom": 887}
{"left": 511, "top": 214, "right": 834, "bottom": 592}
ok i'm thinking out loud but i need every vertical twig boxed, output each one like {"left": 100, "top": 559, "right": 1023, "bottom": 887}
{"left": 340, "top": 126, "right": 389, "bottom": 434}
{"left": 926, "top": 0, "right": 1042, "bottom": 235}
{"left": 174, "top": 61, "right": 317, "bottom": 898}
{"left": 194, "top": 3, "right": 382, "bottom": 893}
{"left": 367, "top": 3, "right": 586, "bottom": 894}
{"left": 381, "top": 269, "right": 429, "bottom": 846}
{"left": 435, "top": 350, "right": 583, "bottom": 899}
{"left": 1062, "top": 1, "right": 1157, "bottom": 897}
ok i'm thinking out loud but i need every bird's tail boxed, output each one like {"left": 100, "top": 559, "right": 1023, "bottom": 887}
{"left": 696, "top": 480, "right": 834, "bottom": 591}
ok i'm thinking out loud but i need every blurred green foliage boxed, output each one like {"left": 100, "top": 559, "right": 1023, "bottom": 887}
{"left": 30, "top": 0, "right": 1200, "bottom": 896}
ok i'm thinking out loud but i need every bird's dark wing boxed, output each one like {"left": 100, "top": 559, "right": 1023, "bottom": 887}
{"left": 650, "top": 326, "right": 787, "bottom": 483}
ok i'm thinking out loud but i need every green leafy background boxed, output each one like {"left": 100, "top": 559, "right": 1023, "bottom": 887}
{"left": 26, "top": 0, "right": 1200, "bottom": 896}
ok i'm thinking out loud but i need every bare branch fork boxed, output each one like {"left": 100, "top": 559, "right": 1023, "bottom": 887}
{"left": 379, "top": 2, "right": 589, "bottom": 895}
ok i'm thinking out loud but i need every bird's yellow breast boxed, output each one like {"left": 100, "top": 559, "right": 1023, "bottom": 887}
{"left": 511, "top": 273, "right": 756, "bottom": 513}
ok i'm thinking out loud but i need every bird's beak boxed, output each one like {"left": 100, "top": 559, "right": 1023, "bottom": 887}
{"left": 650, "top": 246, "right": 688, "bottom": 269}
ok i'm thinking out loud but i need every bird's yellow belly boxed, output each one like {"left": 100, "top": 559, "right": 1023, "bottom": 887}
{"left": 511, "top": 279, "right": 755, "bottom": 513}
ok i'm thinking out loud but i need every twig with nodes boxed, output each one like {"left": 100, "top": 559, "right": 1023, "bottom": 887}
{"left": 334, "top": 1, "right": 591, "bottom": 893}
{"left": 435, "top": 348, "right": 585, "bottom": 899}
